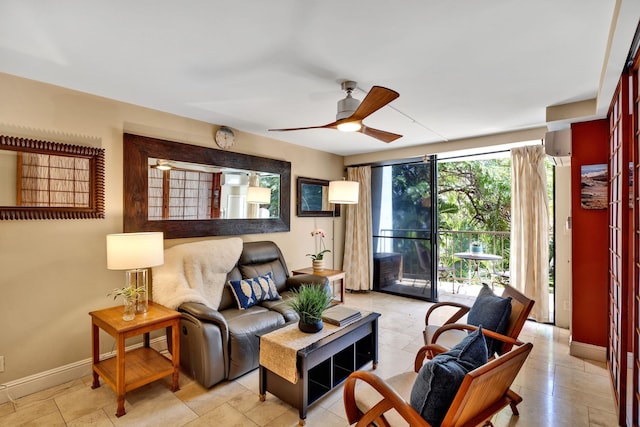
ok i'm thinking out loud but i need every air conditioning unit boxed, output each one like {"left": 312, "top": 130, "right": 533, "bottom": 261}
{"left": 544, "top": 129, "right": 572, "bottom": 167}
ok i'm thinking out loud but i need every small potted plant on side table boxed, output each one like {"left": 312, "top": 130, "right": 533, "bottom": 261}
{"left": 288, "top": 284, "right": 333, "bottom": 333}
{"left": 108, "top": 286, "right": 146, "bottom": 321}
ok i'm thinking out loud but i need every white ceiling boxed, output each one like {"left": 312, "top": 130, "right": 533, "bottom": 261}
{"left": 1, "top": 1, "right": 638, "bottom": 156}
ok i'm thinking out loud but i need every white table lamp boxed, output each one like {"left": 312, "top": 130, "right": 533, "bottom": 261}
{"left": 106, "top": 232, "right": 164, "bottom": 313}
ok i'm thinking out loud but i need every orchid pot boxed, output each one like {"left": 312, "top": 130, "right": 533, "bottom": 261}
{"left": 307, "top": 228, "right": 331, "bottom": 271}
{"left": 312, "top": 259, "right": 325, "bottom": 272}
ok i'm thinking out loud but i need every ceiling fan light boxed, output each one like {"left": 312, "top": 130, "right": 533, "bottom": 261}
{"left": 337, "top": 121, "right": 362, "bottom": 132}
{"left": 155, "top": 159, "right": 172, "bottom": 171}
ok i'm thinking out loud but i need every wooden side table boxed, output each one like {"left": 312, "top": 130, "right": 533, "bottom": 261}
{"left": 291, "top": 267, "right": 346, "bottom": 303}
{"left": 89, "top": 302, "right": 180, "bottom": 417}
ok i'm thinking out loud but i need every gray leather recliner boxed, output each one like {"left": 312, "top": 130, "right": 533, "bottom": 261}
{"left": 173, "top": 241, "right": 329, "bottom": 388}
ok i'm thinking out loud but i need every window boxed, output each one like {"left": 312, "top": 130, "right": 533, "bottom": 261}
{"left": 148, "top": 168, "right": 214, "bottom": 220}
{"left": 18, "top": 152, "right": 91, "bottom": 207}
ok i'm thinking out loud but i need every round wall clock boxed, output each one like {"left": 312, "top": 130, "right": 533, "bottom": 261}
{"left": 215, "top": 126, "right": 236, "bottom": 149}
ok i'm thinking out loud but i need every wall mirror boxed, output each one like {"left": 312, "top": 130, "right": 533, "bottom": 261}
{"left": 296, "top": 177, "right": 340, "bottom": 217}
{"left": 0, "top": 134, "right": 105, "bottom": 220}
{"left": 124, "top": 133, "right": 290, "bottom": 238}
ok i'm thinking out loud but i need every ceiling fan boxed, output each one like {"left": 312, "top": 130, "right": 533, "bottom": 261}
{"left": 269, "top": 81, "right": 402, "bottom": 143}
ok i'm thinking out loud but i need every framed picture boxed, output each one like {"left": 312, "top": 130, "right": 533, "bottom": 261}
{"left": 296, "top": 177, "right": 340, "bottom": 217}
{"left": 580, "top": 164, "right": 607, "bottom": 209}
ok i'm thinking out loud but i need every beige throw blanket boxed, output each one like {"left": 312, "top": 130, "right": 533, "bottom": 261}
{"left": 152, "top": 237, "right": 243, "bottom": 310}
{"left": 259, "top": 322, "right": 340, "bottom": 384}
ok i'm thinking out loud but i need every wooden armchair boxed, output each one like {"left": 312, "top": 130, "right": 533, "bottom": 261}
{"left": 344, "top": 337, "right": 533, "bottom": 426}
{"left": 424, "top": 284, "right": 535, "bottom": 357}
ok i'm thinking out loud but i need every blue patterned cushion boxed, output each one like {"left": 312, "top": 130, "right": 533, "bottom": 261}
{"left": 467, "top": 284, "right": 512, "bottom": 356}
{"left": 410, "top": 327, "right": 487, "bottom": 426}
{"left": 228, "top": 272, "right": 281, "bottom": 309}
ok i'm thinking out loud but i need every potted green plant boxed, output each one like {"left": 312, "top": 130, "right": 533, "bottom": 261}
{"left": 108, "top": 286, "right": 146, "bottom": 321}
{"left": 288, "top": 284, "right": 333, "bottom": 333}
{"left": 470, "top": 241, "right": 483, "bottom": 254}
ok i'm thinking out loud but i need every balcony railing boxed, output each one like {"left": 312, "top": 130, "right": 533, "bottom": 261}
{"left": 375, "top": 229, "right": 510, "bottom": 289}
{"left": 438, "top": 230, "right": 510, "bottom": 286}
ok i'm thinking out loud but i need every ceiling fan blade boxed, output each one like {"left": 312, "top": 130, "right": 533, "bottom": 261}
{"left": 269, "top": 122, "right": 338, "bottom": 132}
{"left": 360, "top": 125, "right": 402, "bottom": 143}
{"left": 350, "top": 86, "right": 399, "bottom": 121}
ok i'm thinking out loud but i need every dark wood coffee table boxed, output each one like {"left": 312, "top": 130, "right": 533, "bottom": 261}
{"left": 258, "top": 312, "right": 380, "bottom": 426}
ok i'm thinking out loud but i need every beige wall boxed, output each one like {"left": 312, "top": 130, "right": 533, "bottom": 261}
{"left": 553, "top": 166, "right": 572, "bottom": 329}
{"left": 0, "top": 73, "right": 345, "bottom": 384}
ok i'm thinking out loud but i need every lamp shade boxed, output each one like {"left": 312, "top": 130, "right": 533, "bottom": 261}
{"left": 328, "top": 180, "right": 359, "bottom": 204}
{"left": 246, "top": 186, "right": 271, "bottom": 204}
{"left": 106, "top": 232, "right": 164, "bottom": 270}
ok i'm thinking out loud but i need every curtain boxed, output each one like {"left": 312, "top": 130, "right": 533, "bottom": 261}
{"left": 510, "top": 145, "right": 549, "bottom": 322}
{"left": 343, "top": 166, "right": 373, "bottom": 291}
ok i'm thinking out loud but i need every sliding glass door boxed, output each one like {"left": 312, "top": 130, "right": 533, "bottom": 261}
{"left": 370, "top": 157, "right": 438, "bottom": 301}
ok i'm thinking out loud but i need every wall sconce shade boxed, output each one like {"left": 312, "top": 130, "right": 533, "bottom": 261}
{"left": 328, "top": 180, "right": 359, "bottom": 204}
{"left": 246, "top": 186, "right": 271, "bottom": 204}
{"left": 106, "top": 232, "right": 165, "bottom": 270}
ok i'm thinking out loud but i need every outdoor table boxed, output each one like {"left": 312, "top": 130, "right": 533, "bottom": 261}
{"left": 454, "top": 251, "right": 502, "bottom": 287}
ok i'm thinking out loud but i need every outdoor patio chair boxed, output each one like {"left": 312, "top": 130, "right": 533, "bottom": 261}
{"left": 448, "top": 259, "right": 470, "bottom": 293}
{"left": 423, "top": 283, "right": 535, "bottom": 358}
{"left": 344, "top": 328, "right": 533, "bottom": 426}
{"left": 490, "top": 268, "right": 510, "bottom": 289}
{"left": 414, "top": 242, "right": 456, "bottom": 293}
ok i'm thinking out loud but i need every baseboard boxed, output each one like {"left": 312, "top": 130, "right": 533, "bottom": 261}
{"left": 569, "top": 339, "right": 606, "bottom": 362}
{"left": 0, "top": 337, "right": 168, "bottom": 405}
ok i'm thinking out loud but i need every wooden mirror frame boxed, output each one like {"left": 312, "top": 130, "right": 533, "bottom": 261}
{"left": 123, "top": 133, "right": 291, "bottom": 239}
{"left": 0, "top": 135, "right": 105, "bottom": 220}
{"left": 296, "top": 177, "right": 340, "bottom": 217}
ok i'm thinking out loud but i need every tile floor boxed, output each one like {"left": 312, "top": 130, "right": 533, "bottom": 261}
{"left": 0, "top": 290, "right": 617, "bottom": 426}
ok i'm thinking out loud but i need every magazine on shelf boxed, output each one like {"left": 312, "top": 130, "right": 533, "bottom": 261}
{"left": 322, "top": 305, "right": 362, "bottom": 326}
